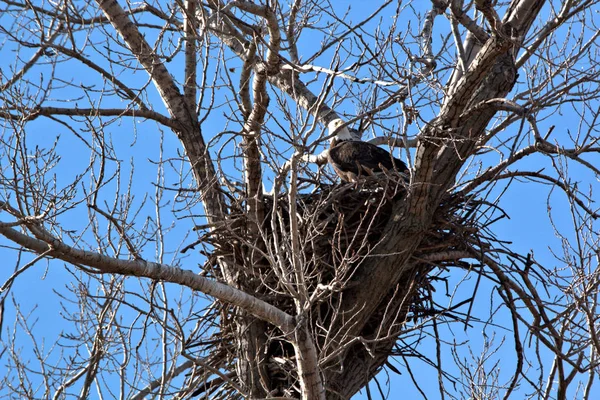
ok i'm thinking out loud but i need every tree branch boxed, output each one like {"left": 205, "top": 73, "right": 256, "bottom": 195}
{"left": 0, "top": 219, "right": 294, "bottom": 332}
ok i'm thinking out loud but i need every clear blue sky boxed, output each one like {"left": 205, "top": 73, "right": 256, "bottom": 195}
{"left": 0, "top": 1, "right": 598, "bottom": 398}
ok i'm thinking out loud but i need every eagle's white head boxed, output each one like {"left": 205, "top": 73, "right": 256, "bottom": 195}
{"left": 327, "top": 119, "right": 361, "bottom": 142}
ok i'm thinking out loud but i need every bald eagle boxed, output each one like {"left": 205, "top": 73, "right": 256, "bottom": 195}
{"left": 327, "top": 133, "right": 408, "bottom": 182}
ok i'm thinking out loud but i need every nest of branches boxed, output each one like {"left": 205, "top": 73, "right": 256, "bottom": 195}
{"left": 187, "top": 174, "right": 494, "bottom": 398}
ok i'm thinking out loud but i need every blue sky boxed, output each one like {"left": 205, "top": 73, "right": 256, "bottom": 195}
{"left": 0, "top": 1, "right": 599, "bottom": 398}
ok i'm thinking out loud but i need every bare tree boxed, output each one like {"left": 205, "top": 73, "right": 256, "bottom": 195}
{"left": 0, "top": 0, "right": 599, "bottom": 398}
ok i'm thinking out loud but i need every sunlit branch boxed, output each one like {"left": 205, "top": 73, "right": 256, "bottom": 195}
{"left": 0, "top": 218, "right": 294, "bottom": 332}
{"left": 2, "top": 106, "right": 175, "bottom": 128}
{"left": 450, "top": 0, "right": 489, "bottom": 43}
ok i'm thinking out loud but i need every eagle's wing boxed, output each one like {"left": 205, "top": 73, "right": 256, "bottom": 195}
{"left": 329, "top": 141, "right": 407, "bottom": 180}
{"left": 361, "top": 142, "right": 407, "bottom": 172}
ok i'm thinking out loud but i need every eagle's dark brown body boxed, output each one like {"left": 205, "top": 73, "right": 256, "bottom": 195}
{"left": 328, "top": 139, "right": 408, "bottom": 182}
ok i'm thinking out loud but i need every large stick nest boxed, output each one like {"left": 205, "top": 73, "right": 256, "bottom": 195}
{"left": 186, "top": 174, "right": 491, "bottom": 398}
